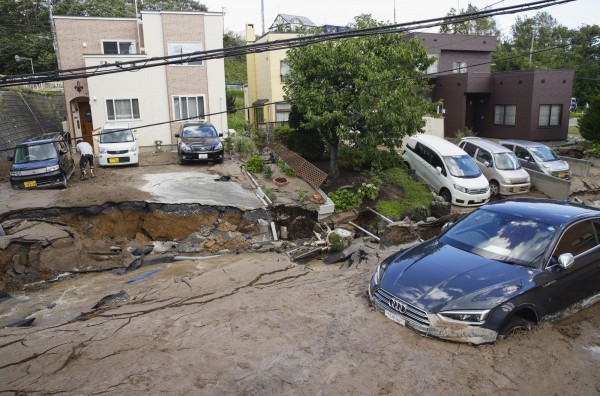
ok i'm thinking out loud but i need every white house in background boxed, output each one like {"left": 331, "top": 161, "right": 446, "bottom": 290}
{"left": 53, "top": 11, "right": 227, "bottom": 150}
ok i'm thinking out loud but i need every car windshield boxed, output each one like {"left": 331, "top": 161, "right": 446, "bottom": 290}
{"left": 440, "top": 209, "right": 556, "bottom": 268}
{"left": 443, "top": 155, "right": 481, "bottom": 178}
{"left": 494, "top": 152, "right": 522, "bottom": 170}
{"left": 182, "top": 125, "right": 217, "bottom": 138}
{"left": 13, "top": 143, "right": 57, "bottom": 164}
{"left": 100, "top": 128, "right": 134, "bottom": 143}
{"left": 529, "top": 146, "right": 559, "bottom": 162}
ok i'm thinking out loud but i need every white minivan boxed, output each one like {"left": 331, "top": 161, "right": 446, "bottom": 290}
{"left": 403, "top": 134, "right": 490, "bottom": 206}
{"left": 97, "top": 122, "right": 139, "bottom": 166}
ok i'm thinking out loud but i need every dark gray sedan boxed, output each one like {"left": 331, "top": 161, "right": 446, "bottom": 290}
{"left": 369, "top": 198, "right": 600, "bottom": 344}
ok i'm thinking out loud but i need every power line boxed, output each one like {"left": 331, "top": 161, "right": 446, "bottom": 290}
{"left": 0, "top": 0, "right": 575, "bottom": 87}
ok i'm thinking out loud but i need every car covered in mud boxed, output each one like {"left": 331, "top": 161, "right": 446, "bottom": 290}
{"left": 175, "top": 122, "right": 224, "bottom": 164}
{"left": 369, "top": 198, "right": 600, "bottom": 345}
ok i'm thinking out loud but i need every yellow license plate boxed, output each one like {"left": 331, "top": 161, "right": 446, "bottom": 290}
{"left": 108, "top": 158, "right": 120, "bottom": 163}
{"left": 557, "top": 173, "right": 565, "bottom": 179}
{"left": 24, "top": 180, "right": 37, "bottom": 188}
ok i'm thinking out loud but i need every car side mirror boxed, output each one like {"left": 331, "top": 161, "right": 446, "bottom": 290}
{"left": 174, "top": 134, "right": 180, "bottom": 138}
{"left": 558, "top": 253, "right": 574, "bottom": 270}
{"left": 60, "top": 148, "right": 68, "bottom": 155}
{"left": 7, "top": 156, "right": 13, "bottom": 162}
{"left": 218, "top": 133, "right": 223, "bottom": 137}
{"left": 484, "top": 161, "right": 491, "bottom": 167}
{"left": 525, "top": 156, "right": 531, "bottom": 162}
{"left": 441, "top": 222, "right": 454, "bottom": 232}
{"left": 436, "top": 166, "right": 442, "bottom": 174}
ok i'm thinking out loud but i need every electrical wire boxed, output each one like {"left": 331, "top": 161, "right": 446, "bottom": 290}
{"left": 0, "top": 0, "right": 575, "bottom": 87}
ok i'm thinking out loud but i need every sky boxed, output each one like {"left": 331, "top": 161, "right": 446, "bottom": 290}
{"left": 200, "top": 0, "right": 599, "bottom": 37}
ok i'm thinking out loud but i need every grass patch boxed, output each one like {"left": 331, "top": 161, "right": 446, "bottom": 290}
{"left": 376, "top": 167, "right": 433, "bottom": 219}
{"left": 568, "top": 125, "right": 581, "bottom": 137}
{"left": 569, "top": 112, "right": 584, "bottom": 118}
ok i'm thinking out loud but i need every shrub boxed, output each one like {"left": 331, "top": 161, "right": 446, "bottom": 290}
{"left": 246, "top": 156, "right": 264, "bottom": 173}
{"left": 273, "top": 125, "right": 292, "bottom": 144}
{"left": 579, "top": 95, "right": 600, "bottom": 143}
{"left": 449, "top": 126, "right": 476, "bottom": 144}
{"left": 262, "top": 165, "right": 274, "bottom": 179}
{"left": 297, "top": 190, "right": 309, "bottom": 202}
{"left": 224, "top": 136, "right": 234, "bottom": 153}
{"left": 339, "top": 146, "right": 368, "bottom": 171}
{"left": 357, "top": 182, "right": 380, "bottom": 200}
{"left": 329, "top": 188, "right": 362, "bottom": 212}
{"left": 375, "top": 167, "right": 433, "bottom": 219}
{"left": 370, "top": 149, "right": 403, "bottom": 170}
{"left": 286, "top": 128, "right": 325, "bottom": 161}
{"left": 283, "top": 165, "right": 296, "bottom": 177}
{"left": 327, "top": 232, "right": 345, "bottom": 251}
{"left": 251, "top": 129, "right": 268, "bottom": 152}
{"left": 264, "top": 187, "right": 277, "bottom": 203}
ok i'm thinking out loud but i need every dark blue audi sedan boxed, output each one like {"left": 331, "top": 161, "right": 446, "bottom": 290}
{"left": 369, "top": 198, "right": 600, "bottom": 344}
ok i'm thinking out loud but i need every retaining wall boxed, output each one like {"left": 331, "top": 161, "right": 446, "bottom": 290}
{"left": 0, "top": 90, "right": 67, "bottom": 158}
{"left": 526, "top": 169, "right": 571, "bottom": 200}
{"left": 560, "top": 156, "right": 590, "bottom": 177}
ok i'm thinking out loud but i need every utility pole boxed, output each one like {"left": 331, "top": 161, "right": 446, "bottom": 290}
{"left": 529, "top": 28, "right": 536, "bottom": 67}
{"left": 261, "top": 0, "right": 265, "bottom": 35}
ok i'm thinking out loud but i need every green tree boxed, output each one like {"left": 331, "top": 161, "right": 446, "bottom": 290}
{"left": 223, "top": 30, "right": 247, "bottom": 84}
{"left": 284, "top": 15, "right": 437, "bottom": 177}
{"left": 492, "top": 12, "right": 570, "bottom": 72}
{"left": 579, "top": 95, "right": 600, "bottom": 142}
{"left": 439, "top": 3, "right": 500, "bottom": 36}
{"left": 568, "top": 25, "right": 600, "bottom": 105}
{"left": 53, "top": 0, "right": 206, "bottom": 17}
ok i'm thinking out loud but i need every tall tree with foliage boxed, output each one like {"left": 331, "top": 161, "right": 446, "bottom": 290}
{"left": 223, "top": 30, "right": 247, "bottom": 84}
{"left": 439, "top": 3, "right": 500, "bottom": 36}
{"left": 568, "top": 25, "right": 600, "bottom": 106}
{"left": 0, "top": 0, "right": 207, "bottom": 76}
{"left": 492, "top": 12, "right": 570, "bottom": 71}
{"left": 284, "top": 15, "right": 437, "bottom": 178}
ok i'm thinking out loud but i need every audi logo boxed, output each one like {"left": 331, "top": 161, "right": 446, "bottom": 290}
{"left": 388, "top": 298, "right": 407, "bottom": 313}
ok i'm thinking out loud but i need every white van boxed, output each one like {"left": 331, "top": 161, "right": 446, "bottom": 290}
{"left": 459, "top": 137, "right": 530, "bottom": 196}
{"left": 97, "top": 122, "right": 139, "bottom": 166}
{"left": 403, "top": 134, "right": 490, "bottom": 206}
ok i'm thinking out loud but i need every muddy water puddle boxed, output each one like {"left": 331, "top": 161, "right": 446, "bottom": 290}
{"left": 0, "top": 256, "right": 231, "bottom": 328}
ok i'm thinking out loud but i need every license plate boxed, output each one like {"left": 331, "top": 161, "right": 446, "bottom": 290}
{"left": 473, "top": 199, "right": 483, "bottom": 203}
{"left": 511, "top": 187, "right": 519, "bottom": 193}
{"left": 385, "top": 310, "right": 406, "bottom": 326}
{"left": 108, "top": 158, "right": 120, "bottom": 163}
{"left": 24, "top": 180, "right": 37, "bottom": 188}
{"left": 198, "top": 154, "right": 208, "bottom": 159}
{"left": 557, "top": 173, "right": 566, "bottom": 179}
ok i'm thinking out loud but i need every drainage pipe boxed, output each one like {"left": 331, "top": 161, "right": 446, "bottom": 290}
{"left": 367, "top": 207, "right": 393, "bottom": 224}
{"left": 349, "top": 221, "right": 380, "bottom": 242}
{"left": 242, "top": 167, "right": 272, "bottom": 206}
{"left": 173, "top": 254, "right": 222, "bottom": 261}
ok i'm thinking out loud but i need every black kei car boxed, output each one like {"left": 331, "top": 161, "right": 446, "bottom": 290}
{"left": 8, "top": 133, "right": 75, "bottom": 189}
{"left": 175, "top": 122, "right": 224, "bottom": 164}
{"left": 369, "top": 198, "right": 600, "bottom": 345}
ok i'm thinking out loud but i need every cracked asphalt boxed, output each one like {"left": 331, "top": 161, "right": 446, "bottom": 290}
{"left": 1, "top": 252, "right": 599, "bottom": 394}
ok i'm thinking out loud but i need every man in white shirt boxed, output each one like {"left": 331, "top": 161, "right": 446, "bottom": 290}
{"left": 76, "top": 139, "right": 95, "bottom": 180}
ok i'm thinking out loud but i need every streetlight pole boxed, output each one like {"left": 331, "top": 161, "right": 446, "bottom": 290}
{"left": 15, "top": 55, "right": 34, "bottom": 74}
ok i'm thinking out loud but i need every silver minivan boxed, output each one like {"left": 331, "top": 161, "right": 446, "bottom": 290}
{"left": 499, "top": 139, "right": 570, "bottom": 180}
{"left": 459, "top": 137, "right": 530, "bottom": 196}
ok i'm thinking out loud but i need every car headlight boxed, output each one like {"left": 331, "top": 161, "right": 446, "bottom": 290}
{"left": 130, "top": 145, "right": 137, "bottom": 152}
{"left": 437, "top": 310, "right": 490, "bottom": 325}
{"left": 453, "top": 184, "right": 468, "bottom": 193}
{"left": 99, "top": 147, "right": 106, "bottom": 154}
{"left": 215, "top": 142, "right": 223, "bottom": 151}
{"left": 10, "top": 170, "right": 21, "bottom": 177}
{"left": 46, "top": 165, "right": 60, "bottom": 172}
{"left": 504, "top": 178, "right": 512, "bottom": 185}
{"left": 180, "top": 142, "right": 190, "bottom": 151}
{"left": 526, "top": 175, "right": 531, "bottom": 182}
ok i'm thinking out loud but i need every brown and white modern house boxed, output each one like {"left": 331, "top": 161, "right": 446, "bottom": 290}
{"left": 53, "top": 11, "right": 227, "bottom": 149}
{"left": 411, "top": 32, "right": 574, "bottom": 141}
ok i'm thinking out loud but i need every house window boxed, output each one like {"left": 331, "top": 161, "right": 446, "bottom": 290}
{"left": 106, "top": 99, "right": 140, "bottom": 120}
{"left": 173, "top": 95, "right": 205, "bottom": 121}
{"left": 168, "top": 43, "right": 203, "bottom": 66}
{"left": 427, "top": 54, "right": 439, "bottom": 75}
{"left": 102, "top": 41, "right": 135, "bottom": 55}
{"left": 494, "top": 104, "right": 516, "bottom": 126}
{"left": 538, "top": 104, "right": 562, "bottom": 127}
{"left": 275, "top": 102, "right": 291, "bottom": 122}
{"left": 280, "top": 61, "right": 290, "bottom": 83}
{"left": 452, "top": 61, "right": 468, "bottom": 74}
{"left": 255, "top": 107, "right": 264, "bottom": 123}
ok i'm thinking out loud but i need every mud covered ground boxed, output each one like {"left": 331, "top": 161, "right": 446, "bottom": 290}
{"left": 1, "top": 151, "right": 600, "bottom": 394}
{"left": 0, "top": 252, "right": 599, "bottom": 394}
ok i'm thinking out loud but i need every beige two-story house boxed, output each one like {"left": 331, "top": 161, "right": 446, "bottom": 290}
{"left": 54, "top": 10, "right": 227, "bottom": 150}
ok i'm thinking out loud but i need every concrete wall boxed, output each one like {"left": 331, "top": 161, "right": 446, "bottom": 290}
{"left": 526, "top": 169, "right": 570, "bottom": 200}
{"left": 0, "top": 91, "right": 67, "bottom": 158}
{"left": 560, "top": 156, "right": 590, "bottom": 177}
